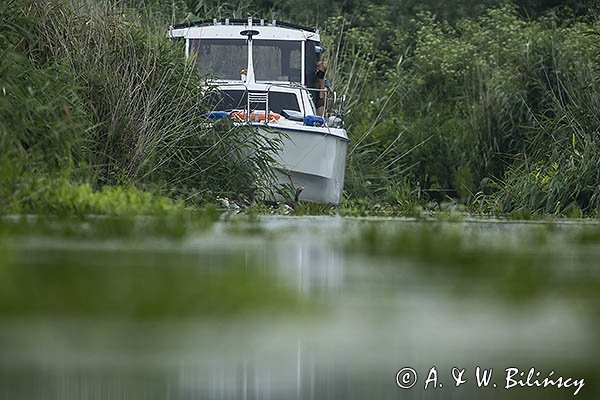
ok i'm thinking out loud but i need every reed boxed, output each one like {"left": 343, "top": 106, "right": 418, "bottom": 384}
{"left": 319, "top": 3, "right": 600, "bottom": 216}
{"left": 1, "top": 0, "right": 278, "bottom": 214}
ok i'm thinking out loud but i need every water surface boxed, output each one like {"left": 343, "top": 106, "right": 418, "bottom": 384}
{"left": 0, "top": 216, "right": 598, "bottom": 399}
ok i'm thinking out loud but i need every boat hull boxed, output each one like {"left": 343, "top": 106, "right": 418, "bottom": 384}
{"left": 257, "top": 125, "right": 348, "bottom": 205}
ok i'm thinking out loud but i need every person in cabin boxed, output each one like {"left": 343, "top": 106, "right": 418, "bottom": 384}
{"left": 315, "top": 61, "right": 327, "bottom": 116}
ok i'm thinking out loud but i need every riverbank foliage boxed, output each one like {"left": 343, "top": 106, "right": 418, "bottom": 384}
{"left": 0, "top": 0, "right": 276, "bottom": 215}
{"left": 2, "top": 0, "right": 600, "bottom": 217}
{"left": 314, "top": 1, "right": 600, "bottom": 217}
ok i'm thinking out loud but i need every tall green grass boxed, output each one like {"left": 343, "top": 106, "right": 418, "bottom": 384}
{"left": 1, "top": 0, "right": 278, "bottom": 214}
{"left": 321, "top": 4, "right": 600, "bottom": 216}
{"left": 3, "top": 0, "right": 600, "bottom": 217}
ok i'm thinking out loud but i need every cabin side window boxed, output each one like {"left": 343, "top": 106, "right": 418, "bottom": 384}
{"left": 209, "top": 90, "right": 301, "bottom": 115}
{"left": 189, "top": 39, "right": 248, "bottom": 81}
{"left": 268, "top": 92, "right": 301, "bottom": 114}
{"left": 208, "top": 90, "right": 247, "bottom": 111}
{"left": 305, "top": 41, "right": 318, "bottom": 89}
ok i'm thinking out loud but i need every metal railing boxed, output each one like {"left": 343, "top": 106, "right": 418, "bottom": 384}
{"left": 247, "top": 91, "right": 270, "bottom": 122}
{"left": 210, "top": 82, "right": 342, "bottom": 125}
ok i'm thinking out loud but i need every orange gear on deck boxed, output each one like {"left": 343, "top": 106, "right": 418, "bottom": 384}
{"left": 229, "top": 110, "right": 281, "bottom": 123}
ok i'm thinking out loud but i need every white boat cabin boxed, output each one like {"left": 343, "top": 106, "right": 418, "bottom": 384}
{"left": 168, "top": 18, "right": 327, "bottom": 123}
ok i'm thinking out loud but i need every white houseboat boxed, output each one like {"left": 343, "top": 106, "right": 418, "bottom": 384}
{"left": 168, "top": 18, "right": 348, "bottom": 205}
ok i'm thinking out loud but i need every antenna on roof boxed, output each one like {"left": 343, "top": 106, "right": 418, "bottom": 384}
{"left": 241, "top": 18, "right": 258, "bottom": 84}
{"left": 240, "top": 29, "right": 259, "bottom": 38}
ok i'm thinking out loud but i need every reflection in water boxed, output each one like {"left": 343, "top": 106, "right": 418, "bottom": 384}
{"left": 0, "top": 217, "right": 598, "bottom": 399}
{"left": 273, "top": 239, "right": 346, "bottom": 295}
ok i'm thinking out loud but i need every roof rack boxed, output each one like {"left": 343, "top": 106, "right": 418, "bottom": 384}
{"left": 171, "top": 18, "right": 317, "bottom": 33}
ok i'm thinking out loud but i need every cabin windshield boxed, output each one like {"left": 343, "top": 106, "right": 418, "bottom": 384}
{"left": 189, "top": 39, "right": 302, "bottom": 83}
{"left": 253, "top": 40, "right": 302, "bottom": 83}
{"left": 190, "top": 39, "right": 248, "bottom": 81}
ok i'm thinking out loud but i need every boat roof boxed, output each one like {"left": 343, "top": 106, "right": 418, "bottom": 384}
{"left": 169, "top": 18, "right": 320, "bottom": 42}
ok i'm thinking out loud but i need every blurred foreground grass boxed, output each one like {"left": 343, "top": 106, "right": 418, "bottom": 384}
{"left": 0, "top": 216, "right": 307, "bottom": 318}
{"left": 0, "top": 250, "right": 305, "bottom": 319}
{"left": 346, "top": 221, "right": 600, "bottom": 306}
{"left": 0, "top": 207, "right": 219, "bottom": 239}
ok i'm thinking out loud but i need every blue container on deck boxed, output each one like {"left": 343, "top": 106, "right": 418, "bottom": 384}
{"left": 304, "top": 115, "right": 325, "bottom": 127}
{"left": 207, "top": 111, "right": 230, "bottom": 120}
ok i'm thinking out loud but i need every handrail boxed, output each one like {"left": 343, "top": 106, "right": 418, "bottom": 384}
{"left": 206, "top": 82, "right": 333, "bottom": 123}
{"left": 171, "top": 19, "right": 317, "bottom": 33}
{"left": 207, "top": 81, "right": 328, "bottom": 93}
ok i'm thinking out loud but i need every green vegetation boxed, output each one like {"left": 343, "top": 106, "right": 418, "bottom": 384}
{"left": 321, "top": 2, "right": 600, "bottom": 217}
{"left": 1, "top": 0, "right": 277, "bottom": 216}
{"left": 2, "top": 0, "right": 600, "bottom": 217}
{"left": 2, "top": 175, "right": 184, "bottom": 216}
